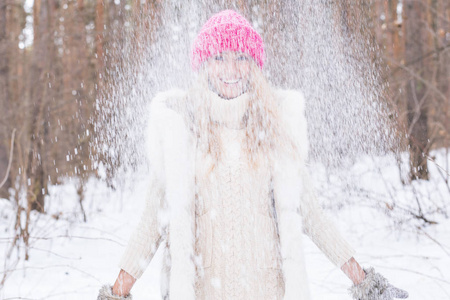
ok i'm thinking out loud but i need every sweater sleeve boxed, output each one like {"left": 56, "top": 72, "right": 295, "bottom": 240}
{"left": 118, "top": 174, "right": 165, "bottom": 279}
{"left": 298, "top": 168, "right": 355, "bottom": 268}
{"left": 277, "top": 89, "right": 355, "bottom": 268}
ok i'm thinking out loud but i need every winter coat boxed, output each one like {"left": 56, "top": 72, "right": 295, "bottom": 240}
{"left": 118, "top": 88, "right": 355, "bottom": 300}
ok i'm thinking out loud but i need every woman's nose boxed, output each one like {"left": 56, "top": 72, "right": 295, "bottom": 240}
{"left": 224, "top": 58, "right": 238, "bottom": 76}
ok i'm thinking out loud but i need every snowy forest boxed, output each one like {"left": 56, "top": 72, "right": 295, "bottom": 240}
{"left": 0, "top": 0, "right": 449, "bottom": 299}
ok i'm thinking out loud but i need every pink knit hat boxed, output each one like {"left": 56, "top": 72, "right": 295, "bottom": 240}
{"left": 191, "top": 10, "right": 264, "bottom": 71}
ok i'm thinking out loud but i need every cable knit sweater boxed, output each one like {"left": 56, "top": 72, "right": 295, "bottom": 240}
{"left": 119, "top": 89, "right": 355, "bottom": 300}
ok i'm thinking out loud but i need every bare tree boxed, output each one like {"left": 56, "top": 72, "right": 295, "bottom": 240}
{"left": 0, "top": 0, "right": 10, "bottom": 198}
{"left": 403, "top": 0, "right": 429, "bottom": 180}
{"left": 26, "top": 0, "right": 57, "bottom": 213}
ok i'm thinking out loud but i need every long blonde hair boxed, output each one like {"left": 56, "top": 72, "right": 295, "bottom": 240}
{"left": 185, "top": 61, "right": 296, "bottom": 171}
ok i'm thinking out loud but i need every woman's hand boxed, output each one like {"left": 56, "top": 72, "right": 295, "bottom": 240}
{"left": 97, "top": 284, "right": 132, "bottom": 300}
{"left": 112, "top": 269, "right": 136, "bottom": 296}
{"left": 341, "top": 257, "right": 366, "bottom": 285}
{"left": 98, "top": 269, "right": 136, "bottom": 299}
{"left": 349, "top": 267, "right": 409, "bottom": 300}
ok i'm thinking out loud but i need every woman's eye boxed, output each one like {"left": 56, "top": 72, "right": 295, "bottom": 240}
{"left": 237, "top": 56, "right": 249, "bottom": 61}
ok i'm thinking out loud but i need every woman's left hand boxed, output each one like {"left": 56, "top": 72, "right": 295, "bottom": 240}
{"left": 349, "top": 267, "right": 408, "bottom": 300}
{"left": 97, "top": 285, "right": 133, "bottom": 300}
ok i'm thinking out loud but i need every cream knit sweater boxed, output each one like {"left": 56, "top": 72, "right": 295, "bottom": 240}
{"left": 119, "top": 91, "right": 355, "bottom": 300}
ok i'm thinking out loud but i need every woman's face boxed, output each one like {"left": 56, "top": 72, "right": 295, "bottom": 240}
{"left": 206, "top": 51, "right": 252, "bottom": 99}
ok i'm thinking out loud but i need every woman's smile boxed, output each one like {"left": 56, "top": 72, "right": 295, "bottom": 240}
{"left": 221, "top": 78, "right": 241, "bottom": 84}
{"left": 206, "top": 51, "right": 251, "bottom": 99}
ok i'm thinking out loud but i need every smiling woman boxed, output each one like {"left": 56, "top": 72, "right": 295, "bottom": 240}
{"left": 97, "top": 9, "right": 409, "bottom": 300}
{"left": 207, "top": 51, "right": 251, "bottom": 99}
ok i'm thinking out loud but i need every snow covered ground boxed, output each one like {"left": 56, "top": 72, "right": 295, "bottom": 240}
{"left": 1, "top": 150, "right": 449, "bottom": 299}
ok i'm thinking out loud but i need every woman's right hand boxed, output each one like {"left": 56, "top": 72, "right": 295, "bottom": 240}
{"left": 98, "top": 269, "right": 136, "bottom": 299}
{"left": 112, "top": 269, "right": 136, "bottom": 296}
{"left": 97, "top": 284, "right": 132, "bottom": 300}
{"left": 349, "top": 267, "right": 408, "bottom": 300}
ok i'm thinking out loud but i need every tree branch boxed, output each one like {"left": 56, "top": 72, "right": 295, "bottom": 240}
{"left": 385, "top": 45, "right": 450, "bottom": 79}
{"left": 384, "top": 55, "right": 448, "bottom": 102}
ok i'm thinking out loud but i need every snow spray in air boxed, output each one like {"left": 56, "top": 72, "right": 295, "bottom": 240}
{"left": 92, "top": 0, "right": 398, "bottom": 186}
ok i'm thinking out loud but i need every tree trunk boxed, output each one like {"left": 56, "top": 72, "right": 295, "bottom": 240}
{"left": 0, "top": 0, "right": 10, "bottom": 198}
{"left": 433, "top": 0, "right": 450, "bottom": 149}
{"left": 0, "top": 0, "right": 8, "bottom": 106}
{"left": 27, "top": 0, "right": 55, "bottom": 212}
{"left": 403, "top": 0, "right": 429, "bottom": 180}
{"left": 96, "top": 0, "right": 104, "bottom": 76}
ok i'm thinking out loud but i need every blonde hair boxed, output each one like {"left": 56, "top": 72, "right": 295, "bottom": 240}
{"left": 186, "top": 61, "right": 296, "bottom": 172}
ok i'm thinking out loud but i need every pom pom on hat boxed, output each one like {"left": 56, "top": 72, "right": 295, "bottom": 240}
{"left": 191, "top": 10, "right": 264, "bottom": 71}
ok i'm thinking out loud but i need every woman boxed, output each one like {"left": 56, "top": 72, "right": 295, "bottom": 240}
{"left": 98, "top": 10, "right": 408, "bottom": 300}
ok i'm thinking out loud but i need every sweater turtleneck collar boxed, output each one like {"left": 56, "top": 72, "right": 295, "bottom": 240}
{"left": 204, "top": 89, "right": 250, "bottom": 130}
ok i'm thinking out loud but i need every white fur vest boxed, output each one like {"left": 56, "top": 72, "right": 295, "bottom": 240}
{"left": 118, "top": 88, "right": 355, "bottom": 300}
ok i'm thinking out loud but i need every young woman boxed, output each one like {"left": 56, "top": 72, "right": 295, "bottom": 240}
{"left": 98, "top": 10, "right": 408, "bottom": 300}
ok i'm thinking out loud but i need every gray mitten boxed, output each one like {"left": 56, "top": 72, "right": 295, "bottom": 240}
{"left": 350, "top": 268, "right": 408, "bottom": 300}
{"left": 97, "top": 285, "right": 132, "bottom": 300}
